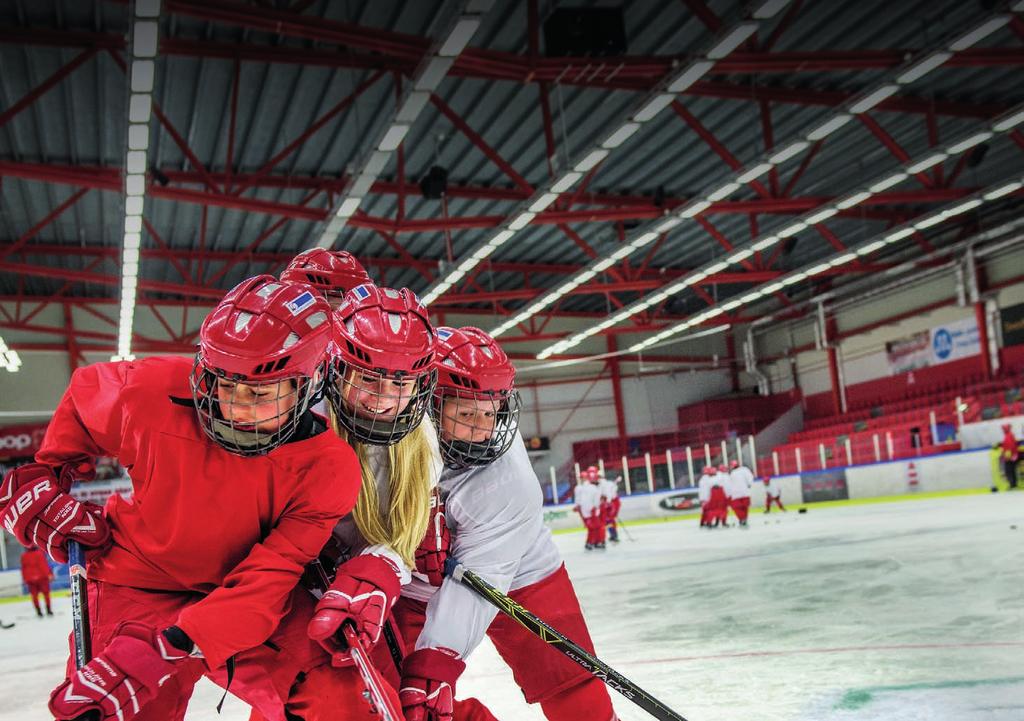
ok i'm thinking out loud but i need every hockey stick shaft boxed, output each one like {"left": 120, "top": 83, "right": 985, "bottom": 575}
{"left": 341, "top": 623, "right": 403, "bottom": 721}
{"left": 67, "top": 540, "right": 91, "bottom": 667}
{"left": 444, "top": 559, "right": 688, "bottom": 721}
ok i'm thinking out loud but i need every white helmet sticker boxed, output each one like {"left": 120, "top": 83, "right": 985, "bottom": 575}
{"left": 387, "top": 312, "right": 403, "bottom": 334}
{"left": 233, "top": 311, "right": 253, "bottom": 333}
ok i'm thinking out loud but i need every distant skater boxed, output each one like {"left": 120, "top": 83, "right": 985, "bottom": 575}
{"left": 764, "top": 475, "right": 786, "bottom": 512}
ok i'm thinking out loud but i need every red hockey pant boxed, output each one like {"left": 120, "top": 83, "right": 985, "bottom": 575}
{"left": 25, "top": 578, "right": 51, "bottom": 613}
{"left": 728, "top": 497, "right": 750, "bottom": 522}
{"left": 392, "top": 564, "right": 616, "bottom": 721}
{"left": 765, "top": 495, "right": 785, "bottom": 512}
{"left": 584, "top": 511, "right": 606, "bottom": 545}
{"left": 705, "top": 488, "right": 728, "bottom": 523}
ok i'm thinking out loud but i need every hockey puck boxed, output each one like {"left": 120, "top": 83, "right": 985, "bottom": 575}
{"left": 798, "top": 508, "right": 808, "bottom": 514}
{"left": 1011, "top": 525, "right": 1017, "bottom": 530}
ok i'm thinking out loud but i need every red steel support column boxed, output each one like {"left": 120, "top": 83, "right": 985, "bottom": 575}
{"left": 607, "top": 335, "right": 628, "bottom": 439}
{"left": 975, "top": 301, "right": 992, "bottom": 379}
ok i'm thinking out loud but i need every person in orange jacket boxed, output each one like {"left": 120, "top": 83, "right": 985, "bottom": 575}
{"left": 20, "top": 545, "right": 53, "bottom": 617}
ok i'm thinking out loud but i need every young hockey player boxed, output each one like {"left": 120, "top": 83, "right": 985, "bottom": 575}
{"left": 280, "top": 248, "right": 372, "bottom": 308}
{"left": 764, "top": 475, "right": 786, "bottom": 512}
{"left": 0, "top": 275, "right": 362, "bottom": 721}
{"left": 726, "top": 459, "right": 753, "bottom": 527}
{"left": 395, "top": 326, "right": 619, "bottom": 721}
{"left": 574, "top": 467, "right": 605, "bottom": 550}
{"left": 698, "top": 465, "right": 715, "bottom": 528}
{"left": 708, "top": 464, "right": 731, "bottom": 528}
{"left": 19, "top": 545, "right": 53, "bottom": 617}
{"left": 598, "top": 470, "right": 621, "bottom": 543}
{"left": 239, "top": 283, "right": 439, "bottom": 721}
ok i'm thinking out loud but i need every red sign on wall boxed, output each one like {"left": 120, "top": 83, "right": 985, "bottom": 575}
{"left": 0, "top": 422, "right": 49, "bottom": 460}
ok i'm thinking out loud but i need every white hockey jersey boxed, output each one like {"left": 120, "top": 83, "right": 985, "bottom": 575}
{"left": 597, "top": 477, "right": 618, "bottom": 503}
{"left": 726, "top": 466, "right": 753, "bottom": 499}
{"left": 697, "top": 473, "right": 713, "bottom": 503}
{"left": 402, "top": 436, "right": 563, "bottom": 659}
{"left": 329, "top": 421, "right": 442, "bottom": 584}
{"left": 765, "top": 477, "right": 782, "bottom": 498}
{"left": 573, "top": 481, "right": 602, "bottom": 517}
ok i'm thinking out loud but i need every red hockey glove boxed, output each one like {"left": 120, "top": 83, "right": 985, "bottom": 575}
{"left": 399, "top": 647, "right": 466, "bottom": 721}
{"left": 307, "top": 554, "right": 402, "bottom": 666}
{"left": 1, "top": 463, "right": 110, "bottom": 563}
{"left": 48, "top": 622, "right": 196, "bottom": 721}
{"left": 414, "top": 491, "right": 450, "bottom": 586}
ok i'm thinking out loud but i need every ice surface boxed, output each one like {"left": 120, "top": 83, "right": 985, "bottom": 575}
{"left": 1, "top": 493, "right": 1021, "bottom": 720}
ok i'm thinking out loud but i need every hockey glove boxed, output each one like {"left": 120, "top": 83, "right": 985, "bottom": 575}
{"left": 49, "top": 622, "right": 198, "bottom": 721}
{"left": 414, "top": 490, "right": 450, "bottom": 586}
{"left": 307, "top": 553, "right": 402, "bottom": 666}
{"left": 399, "top": 647, "right": 466, "bottom": 721}
{"left": 1, "top": 463, "right": 110, "bottom": 563}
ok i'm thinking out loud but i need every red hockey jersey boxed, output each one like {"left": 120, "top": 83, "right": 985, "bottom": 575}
{"left": 20, "top": 547, "right": 51, "bottom": 583}
{"left": 36, "top": 356, "right": 361, "bottom": 669}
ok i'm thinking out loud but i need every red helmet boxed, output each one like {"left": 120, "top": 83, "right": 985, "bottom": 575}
{"left": 729, "top": 460, "right": 739, "bottom": 469}
{"left": 327, "top": 284, "right": 436, "bottom": 445}
{"left": 280, "top": 249, "right": 371, "bottom": 304}
{"left": 717, "top": 464, "right": 728, "bottom": 473}
{"left": 430, "top": 326, "right": 522, "bottom": 469}
{"left": 191, "top": 275, "right": 332, "bottom": 456}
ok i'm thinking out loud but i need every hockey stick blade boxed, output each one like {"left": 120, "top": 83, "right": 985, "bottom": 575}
{"left": 340, "top": 623, "right": 403, "bottom": 721}
{"left": 444, "top": 559, "right": 688, "bottom": 721}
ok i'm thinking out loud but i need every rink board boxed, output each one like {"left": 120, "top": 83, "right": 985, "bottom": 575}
{"left": 543, "top": 447, "right": 994, "bottom": 531}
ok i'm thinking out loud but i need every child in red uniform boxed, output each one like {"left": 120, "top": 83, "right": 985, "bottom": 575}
{"left": 20, "top": 545, "right": 53, "bottom": 617}
{"left": 0, "top": 275, "right": 362, "bottom": 721}
{"left": 706, "top": 465, "right": 730, "bottom": 528}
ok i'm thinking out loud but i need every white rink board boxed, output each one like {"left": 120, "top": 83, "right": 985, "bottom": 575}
{"left": 1, "top": 493, "right": 1021, "bottom": 720}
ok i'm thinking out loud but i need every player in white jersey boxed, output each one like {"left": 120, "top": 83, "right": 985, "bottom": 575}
{"left": 597, "top": 469, "right": 621, "bottom": 543}
{"left": 394, "top": 326, "right": 619, "bottom": 721}
{"left": 764, "top": 475, "right": 786, "bottom": 513}
{"left": 575, "top": 466, "right": 606, "bottom": 549}
{"left": 726, "top": 459, "right": 754, "bottom": 527}
{"left": 698, "top": 465, "right": 715, "bottom": 528}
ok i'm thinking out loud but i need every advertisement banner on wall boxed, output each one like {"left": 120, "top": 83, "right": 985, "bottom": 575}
{"left": 0, "top": 422, "right": 49, "bottom": 461}
{"left": 1001, "top": 302, "right": 1024, "bottom": 347}
{"left": 886, "top": 332, "right": 931, "bottom": 374}
{"left": 928, "top": 316, "right": 979, "bottom": 365}
{"left": 886, "top": 317, "right": 980, "bottom": 374}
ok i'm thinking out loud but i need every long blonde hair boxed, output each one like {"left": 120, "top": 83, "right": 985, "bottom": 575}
{"left": 329, "top": 407, "right": 434, "bottom": 568}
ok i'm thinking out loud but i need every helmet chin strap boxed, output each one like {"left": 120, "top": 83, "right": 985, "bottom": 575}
{"left": 342, "top": 405, "right": 420, "bottom": 446}
{"left": 210, "top": 418, "right": 280, "bottom": 453}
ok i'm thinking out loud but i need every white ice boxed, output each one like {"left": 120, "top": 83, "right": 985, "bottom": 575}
{"left": 1, "top": 493, "right": 1022, "bottom": 720}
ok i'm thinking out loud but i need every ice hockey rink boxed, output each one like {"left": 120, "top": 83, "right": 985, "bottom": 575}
{"left": 2, "top": 492, "right": 1021, "bottom": 721}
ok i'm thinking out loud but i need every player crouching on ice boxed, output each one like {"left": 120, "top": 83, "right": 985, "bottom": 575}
{"left": 394, "top": 326, "right": 620, "bottom": 721}
{"left": 574, "top": 466, "right": 606, "bottom": 549}
{"left": 0, "top": 275, "right": 362, "bottom": 721}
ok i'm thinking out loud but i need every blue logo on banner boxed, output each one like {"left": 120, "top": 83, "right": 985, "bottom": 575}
{"left": 933, "top": 328, "right": 953, "bottom": 359}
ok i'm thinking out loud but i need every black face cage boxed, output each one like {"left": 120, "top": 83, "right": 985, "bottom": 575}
{"left": 431, "top": 387, "right": 522, "bottom": 470}
{"left": 327, "top": 360, "right": 437, "bottom": 446}
{"left": 190, "top": 356, "right": 325, "bottom": 456}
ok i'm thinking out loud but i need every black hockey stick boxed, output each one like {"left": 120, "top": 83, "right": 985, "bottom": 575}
{"left": 67, "top": 540, "right": 91, "bottom": 667}
{"left": 443, "top": 559, "right": 688, "bottom": 721}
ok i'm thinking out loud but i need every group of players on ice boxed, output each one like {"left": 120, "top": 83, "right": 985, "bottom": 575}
{"left": 0, "top": 250, "right": 623, "bottom": 721}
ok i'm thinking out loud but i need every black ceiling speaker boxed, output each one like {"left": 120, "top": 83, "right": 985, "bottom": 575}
{"left": 967, "top": 142, "right": 989, "bottom": 168}
{"left": 419, "top": 165, "right": 448, "bottom": 199}
{"left": 782, "top": 236, "right": 799, "bottom": 256}
{"left": 543, "top": 8, "right": 628, "bottom": 57}
{"left": 653, "top": 185, "right": 666, "bottom": 209}
{"left": 151, "top": 166, "right": 170, "bottom": 186}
